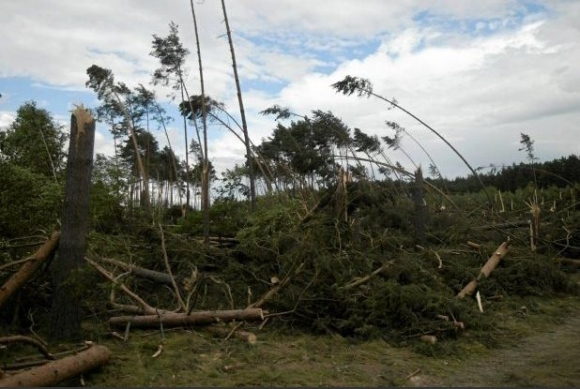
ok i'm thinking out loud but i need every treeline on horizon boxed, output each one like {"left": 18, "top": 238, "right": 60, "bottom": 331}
{"left": 430, "top": 154, "right": 580, "bottom": 193}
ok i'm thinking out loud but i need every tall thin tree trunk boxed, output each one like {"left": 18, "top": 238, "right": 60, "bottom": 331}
{"left": 179, "top": 86, "right": 191, "bottom": 210}
{"left": 221, "top": 0, "right": 256, "bottom": 211}
{"left": 412, "top": 167, "right": 427, "bottom": 246}
{"left": 49, "top": 107, "right": 95, "bottom": 341}
{"left": 189, "top": 0, "right": 210, "bottom": 249}
{"left": 115, "top": 95, "right": 150, "bottom": 216}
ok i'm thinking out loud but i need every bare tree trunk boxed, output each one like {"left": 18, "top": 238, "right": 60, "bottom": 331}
{"left": 108, "top": 308, "right": 266, "bottom": 328}
{"left": 97, "top": 256, "right": 180, "bottom": 287}
{"left": 115, "top": 95, "right": 151, "bottom": 215}
{"left": 189, "top": 0, "right": 211, "bottom": 249}
{"left": 0, "top": 345, "right": 111, "bottom": 387}
{"left": 221, "top": 0, "right": 256, "bottom": 211}
{"left": 49, "top": 107, "right": 95, "bottom": 341}
{"left": 0, "top": 231, "right": 60, "bottom": 309}
{"left": 412, "top": 167, "right": 427, "bottom": 245}
{"left": 457, "top": 240, "right": 511, "bottom": 299}
{"left": 179, "top": 86, "right": 191, "bottom": 210}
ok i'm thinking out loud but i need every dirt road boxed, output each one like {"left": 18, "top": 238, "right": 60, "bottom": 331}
{"left": 410, "top": 308, "right": 580, "bottom": 387}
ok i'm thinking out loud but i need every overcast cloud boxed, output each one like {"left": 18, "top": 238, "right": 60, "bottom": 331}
{"left": 1, "top": 0, "right": 579, "bottom": 179}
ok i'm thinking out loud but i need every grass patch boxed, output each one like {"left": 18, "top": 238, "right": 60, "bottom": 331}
{"left": 73, "top": 295, "right": 580, "bottom": 387}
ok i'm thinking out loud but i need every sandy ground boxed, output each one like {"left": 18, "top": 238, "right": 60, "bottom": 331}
{"left": 409, "top": 308, "right": 580, "bottom": 387}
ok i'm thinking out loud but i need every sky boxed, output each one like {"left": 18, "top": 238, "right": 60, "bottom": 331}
{"left": 1, "top": 0, "right": 579, "bottom": 181}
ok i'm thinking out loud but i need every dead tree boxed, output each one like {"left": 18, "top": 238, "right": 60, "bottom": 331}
{"left": 221, "top": 0, "right": 256, "bottom": 211}
{"left": 0, "top": 345, "right": 110, "bottom": 387}
{"left": 49, "top": 108, "right": 95, "bottom": 341}
{"left": 108, "top": 308, "right": 266, "bottom": 328}
{"left": 412, "top": 167, "right": 427, "bottom": 245}
{"left": 457, "top": 240, "right": 511, "bottom": 299}
{"left": 0, "top": 231, "right": 60, "bottom": 309}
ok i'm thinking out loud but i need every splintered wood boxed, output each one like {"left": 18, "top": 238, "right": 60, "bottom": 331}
{"left": 457, "top": 240, "right": 511, "bottom": 299}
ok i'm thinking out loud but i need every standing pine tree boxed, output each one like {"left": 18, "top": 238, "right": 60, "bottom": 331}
{"left": 221, "top": 0, "right": 256, "bottom": 211}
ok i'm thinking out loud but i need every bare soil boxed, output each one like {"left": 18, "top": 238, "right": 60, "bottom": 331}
{"left": 409, "top": 306, "right": 580, "bottom": 387}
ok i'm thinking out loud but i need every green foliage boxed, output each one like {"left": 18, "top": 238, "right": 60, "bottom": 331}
{"left": 89, "top": 154, "right": 129, "bottom": 233}
{"left": 176, "top": 198, "right": 250, "bottom": 238}
{"left": 236, "top": 195, "right": 302, "bottom": 261}
{"left": 0, "top": 100, "right": 67, "bottom": 178}
{"left": 0, "top": 162, "right": 62, "bottom": 238}
{"left": 150, "top": 21, "right": 189, "bottom": 90}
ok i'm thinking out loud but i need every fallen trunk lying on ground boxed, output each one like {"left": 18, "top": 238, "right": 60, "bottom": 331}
{"left": 98, "top": 256, "right": 179, "bottom": 286}
{"left": 457, "top": 239, "right": 511, "bottom": 299}
{"left": 0, "top": 344, "right": 111, "bottom": 387}
{"left": 108, "top": 308, "right": 266, "bottom": 328}
{"left": 0, "top": 336, "right": 54, "bottom": 361}
{"left": 204, "top": 325, "right": 258, "bottom": 344}
{"left": 0, "top": 231, "right": 60, "bottom": 309}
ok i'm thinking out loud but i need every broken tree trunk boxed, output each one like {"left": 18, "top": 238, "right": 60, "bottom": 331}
{"left": 204, "top": 325, "right": 257, "bottom": 344}
{"left": 0, "top": 345, "right": 110, "bottom": 387}
{"left": 98, "top": 256, "right": 178, "bottom": 287}
{"left": 247, "top": 263, "right": 304, "bottom": 309}
{"left": 0, "top": 231, "right": 60, "bottom": 309}
{"left": 49, "top": 107, "right": 95, "bottom": 341}
{"left": 457, "top": 240, "right": 511, "bottom": 299}
{"left": 412, "top": 167, "right": 427, "bottom": 245}
{"left": 342, "top": 261, "right": 394, "bottom": 290}
{"left": 0, "top": 336, "right": 54, "bottom": 360}
{"left": 558, "top": 258, "right": 580, "bottom": 267}
{"left": 108, "top": 308, "right": 266, "bottom": 329}
{"left": 86, "top": 257, "right": 168, "bottom": 316}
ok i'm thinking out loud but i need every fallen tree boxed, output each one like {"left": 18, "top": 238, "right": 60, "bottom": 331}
{"left": 97, "top": 256, "right": 179, "bottom": 286}
{"left": 204, "top": 324, "right": 257, "bottom": 344}
{"left": 457, "top": 239, "right": 511, "bottom": 299}
{"left": 0, "top": 231, "right": 60, "bottom": 308}
{"left": 0, "top": 344, "right": 111, "bottom": 387}
{"left": 108, "top": 308, "right": 266, "bottom": 329}
{"left": 0, "top": 336, "right": 54, "bottom": 361}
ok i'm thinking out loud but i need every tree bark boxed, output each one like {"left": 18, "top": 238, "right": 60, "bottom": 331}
{"left": 0, "top": 345, "right": 111, "bottom": 387}
{"left": 0, "top": 231, "right": 60, "bottom": 309}
{"left": 108, "top": 308, "right": 266, "bottom": 328}
{"left": 204, "top": 325, "right": 257, "bottom": 344}
{"left": 0, "top": 335, "right": 54, "bottom": 360}
{"left": 558, "top": 258, "right": 580, "bottom": 267}
{"left": 188, "top": 0, "right": 211, "bottom": 248}
{"left": 457, "top": 240, "right": 511, "bottom": 299}
{"left": 412, "top": 167, "right": 426, "bottom": 245}
{"left": 49, "top": 108, "right": 95, "bottom": 341}
{"left": 221, "top": 0, "right": 256, "bottom": 211}
{"left": 97, "top": 256, "right": 179, "bottom": 286}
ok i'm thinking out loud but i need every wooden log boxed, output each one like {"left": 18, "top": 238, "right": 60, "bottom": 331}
{"left": 473, "top": 220, "right": 530, "bottom": 230}
{"left": 86, "top": 257, "right": 164, "bottom": 316}
{"left": 0, "top": 345, "right": 111, "bottom": 387}
{"left": 98, "top": 256, "right": 177, "bottom": 286}
{"left": 558, "top": 258, "right": 580, "bottom": 267}
{"left": 342, "top": 261, "right": 394, "bottom": 290}
{"left": 0, "top": 336, "right": 54, "bottom": 360}
{"left": 457, "top": 240, "right": 510, "bottom": 299}
{"left": 108, "top": 308, "right": 266, "bottom": 329}
{"left": 466, "top": 241, "right": 481, "bottom": 250}
{"left": 204, "top": 325, "right": 257, "bottom": 344}
{"left": 0, "top": 231, "right": 60, "bottom": 308}
{"left": 247, "top": 263, "right": 304, "bottom": 309}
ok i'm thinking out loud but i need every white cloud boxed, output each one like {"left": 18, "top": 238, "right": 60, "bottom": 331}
{"left": 0, "top": 111, "right": 15, "bottom": 129}
{"left": 1, "top": 1, "right": 579, "bottom": 179}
